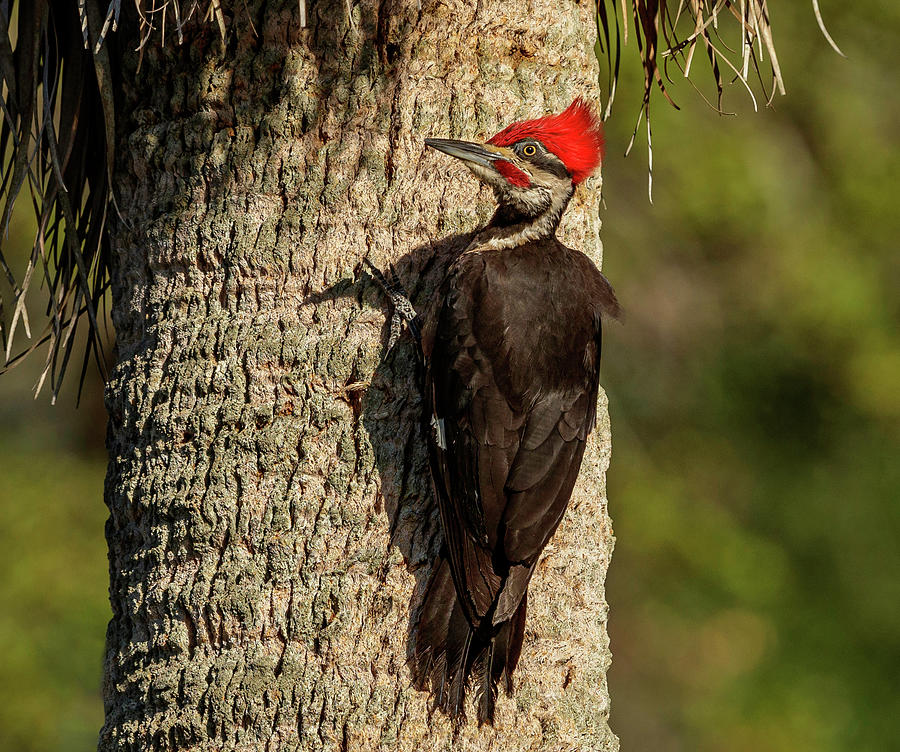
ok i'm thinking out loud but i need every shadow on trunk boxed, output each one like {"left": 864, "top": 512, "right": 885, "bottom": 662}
{"left": 303, "top": 232, "right": 473, "bottom": 690}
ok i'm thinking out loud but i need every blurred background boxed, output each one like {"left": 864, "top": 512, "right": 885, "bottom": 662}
{"left": 601, "top": 2, "right": 900, "bottom": 750}
{"left": 0, "top": 1, "right": 897, "bottom": 750}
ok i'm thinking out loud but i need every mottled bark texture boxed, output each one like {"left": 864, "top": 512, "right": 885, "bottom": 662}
{"left": 101, "top": 1, "right": 616, "bottom": 749}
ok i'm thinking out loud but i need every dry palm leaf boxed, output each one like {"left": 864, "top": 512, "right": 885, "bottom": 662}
{"left": 0, "top": 0, "right": 224, "bottom": 400}
{"left": 0, "top": 0, "right": 114, "bottom": 402}
{"left": 595, "top": 1, "right": 839, "bottom": 199}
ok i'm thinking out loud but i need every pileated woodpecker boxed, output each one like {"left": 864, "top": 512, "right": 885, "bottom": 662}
{"left": 370, "top": 99, "right": 619, "bottom": 724}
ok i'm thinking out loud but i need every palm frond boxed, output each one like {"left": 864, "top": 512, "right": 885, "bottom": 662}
{"left": 596, "top": 0, "right": 803, "bottom": 199}
{"left": 0, "top": 0, "right": 234, "bottom": 401}
{"left": 0, "top": 0, "right": 114, "bottom": 402}
{"left": 598, "top": 0, "right": 789, "bottom": 115}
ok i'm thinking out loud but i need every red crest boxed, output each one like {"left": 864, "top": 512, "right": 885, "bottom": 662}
{"left": 487, "top": 99, "right": 604, "bottom": 185}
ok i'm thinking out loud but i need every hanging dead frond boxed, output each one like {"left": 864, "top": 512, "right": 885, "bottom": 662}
{"left": 0, "top": 0, "right": 115, "bottom": 402}
{"left": 597, "top": 0, "right": 789, "bottom": 118}
{"left": 597, "top": 0, "right": 786, "bottom": 200}
{"left": 596, "top": 1, "right": 846, "bottom": 200}
{"left": 0, "top": 0, "right": 227, "bottom": 401}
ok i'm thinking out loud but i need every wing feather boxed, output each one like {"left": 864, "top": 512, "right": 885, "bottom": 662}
{"left": 426, "top": 246, "right": 604, "bottom": 631}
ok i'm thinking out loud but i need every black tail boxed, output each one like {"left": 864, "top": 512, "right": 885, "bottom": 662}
{"left": 413, "top": 555, "right": 528, "bottom": 724}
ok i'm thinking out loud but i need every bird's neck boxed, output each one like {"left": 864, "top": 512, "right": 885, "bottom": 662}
{"left": 468, "top": 190, "right": 572, "bottom": 252}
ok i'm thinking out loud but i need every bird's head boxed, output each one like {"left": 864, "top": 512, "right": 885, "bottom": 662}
{"left": 425, "top": 99, "right": 604, "bottom": 219}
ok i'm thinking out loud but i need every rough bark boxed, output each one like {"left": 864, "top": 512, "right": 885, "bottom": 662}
{"left": 101, "top": 1, "right": 616, "bottom": 750}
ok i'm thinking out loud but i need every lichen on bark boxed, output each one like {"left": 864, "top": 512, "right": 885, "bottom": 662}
{"left": 101, "top": 0, "right": 617, "bottom": 749}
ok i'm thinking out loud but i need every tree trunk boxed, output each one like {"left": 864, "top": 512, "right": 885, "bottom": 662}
{"left": 101, "top": 1, "right": 617, "bottom": 749}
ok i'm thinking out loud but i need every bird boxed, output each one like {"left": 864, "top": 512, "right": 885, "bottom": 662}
{"left": 369, "top": 98, "right": 620, "bottom": 725}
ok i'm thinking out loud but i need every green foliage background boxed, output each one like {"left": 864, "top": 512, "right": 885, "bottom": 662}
{"left": 600, "top": 2, "right": 899, "bottom": 749}
{"left": 0, "top": 2, "right": 897, "bottom": 749}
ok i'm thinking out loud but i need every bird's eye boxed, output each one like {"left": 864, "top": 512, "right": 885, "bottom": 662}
{"left": 521, "top": 144, "right": 537, "bottom": 157}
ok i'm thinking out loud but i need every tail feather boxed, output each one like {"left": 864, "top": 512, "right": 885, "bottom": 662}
{"left": 414, "top": 556, "right": 529, "bottom": 724}
{"left": 448, "top": 624, "right": 473, "bottom": 717}
{"left": 477, "top": 636, "right": 496, "bottom": 723}
{"left": 500, "top": 590, "right": 528, "bottom": 695}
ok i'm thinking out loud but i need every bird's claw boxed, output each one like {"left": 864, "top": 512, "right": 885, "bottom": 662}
{"left": 364, "top": 259, "right": 422, "bottom": 352}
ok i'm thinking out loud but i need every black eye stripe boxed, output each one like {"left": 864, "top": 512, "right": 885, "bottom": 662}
{"left": 515, "top": 140, "right": 570, "bottom": 179}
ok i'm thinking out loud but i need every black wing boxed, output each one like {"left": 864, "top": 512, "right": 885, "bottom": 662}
{"left": 426, "top": 252, "right": 601, "bottom": 629}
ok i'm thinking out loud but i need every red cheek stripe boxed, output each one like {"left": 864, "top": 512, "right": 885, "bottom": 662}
{"left": 493, "top": 160, "right": 531, "bottom": 188}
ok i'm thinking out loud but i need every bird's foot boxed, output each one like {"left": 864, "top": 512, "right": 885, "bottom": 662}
{"left": 363, "top": 259, "right": 422, "bottom": 351}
